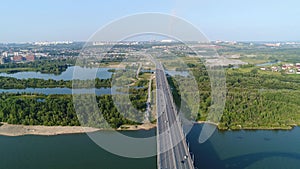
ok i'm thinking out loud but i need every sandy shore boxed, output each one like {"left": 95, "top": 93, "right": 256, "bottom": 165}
{"left": 0, "top": 123, "right": 100, "bottom": 136}
{"left": 0, "top": 122, "right": 156, "bottom": 136}
{"left": 117, "top": 123, "right": 156, "bottom": 131}
{"left": 0, "top": 120, "right": 294, "bottom": 136}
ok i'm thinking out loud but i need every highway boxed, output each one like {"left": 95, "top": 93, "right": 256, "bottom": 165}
{"left": 156, "top": 62, "right": 194, "bottom": 169}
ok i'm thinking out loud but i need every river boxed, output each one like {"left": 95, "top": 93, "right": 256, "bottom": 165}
{"left": 187, "top": 124, "right": 300, "bottom": 169}
{"left": 1, "top": 124, "right": 300, "bottom": 169}
{"left": 0, "top": 129, "right": 156, "bottom": 169}
{"left": 256, "top": 60, "right": 281, "bottom": 67}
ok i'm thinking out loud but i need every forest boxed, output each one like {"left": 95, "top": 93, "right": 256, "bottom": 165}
{"left": 0, "top": 58, "right": 75, "bottom": 74}
{"left": 0, "top": 76, "right": 112, "bottom": 89}
{"left": 0, "top": 93, "right": 140, "bottom": 128}
{"left": 2, "top": 52, "right": 299, "bottom": 130}
{"left": 0, "top": 71, "right": 150, "bottom": 128}
{"left": 169, "top": 59, "right": 300, "bottom": 130}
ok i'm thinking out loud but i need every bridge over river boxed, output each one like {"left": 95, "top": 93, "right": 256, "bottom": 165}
{"left": 155, "top": 62, "right": 195, "bottom": 169}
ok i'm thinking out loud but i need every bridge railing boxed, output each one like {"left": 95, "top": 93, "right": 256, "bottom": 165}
{"left": 158, "top": 64, "right": 195, "bottom": 168}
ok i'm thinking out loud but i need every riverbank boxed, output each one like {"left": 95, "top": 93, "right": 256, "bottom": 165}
{"left": 0, "top": 120, "right": 295, "bottom": 136}
{"left": 219, "top": 125, "right": 294, "bottom": 130}
{"left": 0, "top": 122, "right": 156, "bottom": 136}
{"left": 197, "top": 121, "right": 296, "bottom": 130}
{"left": 0, "top": 123, "right": 99, "bottom": 136}
{"left": 118, "top": 123, "right": 156, "bottom": 130}
{"left": 197, "top": 121, "right": 219, "bottom": 126}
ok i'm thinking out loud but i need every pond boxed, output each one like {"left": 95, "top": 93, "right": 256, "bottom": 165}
{"left": 0, "top": 66, "right": 114, "bottom": 80}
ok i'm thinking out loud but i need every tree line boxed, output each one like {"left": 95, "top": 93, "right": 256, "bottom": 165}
{"left": 0, "top": 76, "right": 112, "bottom": 89}
{"left": 169, "top": 60, "right": 300, "bottom": 130}
{"left": 0, "top": 58, "right": 75, "bottom": 74}
{"left": 0, "top": 93, "right": 143, "bottom": 128}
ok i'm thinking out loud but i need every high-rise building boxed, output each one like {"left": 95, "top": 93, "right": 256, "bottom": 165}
{"left": 2, "top": 52, "right": 8, "bottom": 57}
{"left": 0, "top": 57, "right": 6, "bottom": 64}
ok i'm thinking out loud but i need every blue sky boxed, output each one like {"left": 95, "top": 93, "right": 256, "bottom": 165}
{"left": 0, "top": 0, "right": 299, "bottom": 42}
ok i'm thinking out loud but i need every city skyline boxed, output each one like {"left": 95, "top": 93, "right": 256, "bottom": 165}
{"left": 1, "top": 0, "right": 300, "bottom": 42}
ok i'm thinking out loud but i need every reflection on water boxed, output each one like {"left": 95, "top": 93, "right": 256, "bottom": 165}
{"left": 0, "top": 66, "right": 190, "bottom": 80}
{"left": 256, "top": 60, "right": 281, "bottom": 67}
{"left": 166, "top": 70, "right": 189, "bottom": 77}
{"left": 0, "top": 130, "right": 156, "bottom": 169}
{"left": 0, "top": 124, "right": 299, "bottom": 169}
{"left": 187, "top": 124, "right": 300, "bottom": 169}
{"left": 0, "top": 87, "right": 122, "bottom": 95}
{"left": 0, "top": 66, "right": 114, "bottom": 80}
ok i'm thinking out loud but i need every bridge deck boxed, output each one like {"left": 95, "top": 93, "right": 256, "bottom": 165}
{"left": 156, "top": 62, "right": 194, "bottom": 169}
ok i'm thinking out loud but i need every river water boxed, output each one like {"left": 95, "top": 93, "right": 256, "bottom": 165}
{"left": 0, "top": 124, "right": 299, "bottom": 169}
{"left": 187, "top": 124, "right": 300, "bottom": 169}
{"left": 0, "top": 87, "right": 122, "bottom": 95}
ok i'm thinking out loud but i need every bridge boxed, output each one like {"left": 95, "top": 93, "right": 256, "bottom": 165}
{"left": 155, "top": 62, "right": 195, "bottom": 169}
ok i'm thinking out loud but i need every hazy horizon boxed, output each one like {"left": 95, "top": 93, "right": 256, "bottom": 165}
{"left": 1, "top": 0, "right": 300, "bottom": 42}
{"left": 1, "top": 40, "right": 300, "bottom": 44}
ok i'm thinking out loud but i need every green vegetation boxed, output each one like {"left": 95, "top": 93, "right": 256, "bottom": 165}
{"left": 0, "top": 93, "right": 142, "bottom": 128}
{"left": 4, "top": 43, "right": 300, "bottom": 130}
{"left": 0, "top": 70, "right": 151, "bottom": 128}
{"left": 0, "top": 58, "right": 75, "bottom": 74}
{"left": 219, "top": 68, "right": 300, "bottom": 130}
{"left": 217, "top": 45, "right": 300, "bottom": 64}
{"left": 0, "top": 76, "right": 112, "bottom": 89}
{"left": 110, "top": 70, "right": 151, "bottom": 124}
{"left": 169, "top": 59, "right": 300, "bottom": 130}
{"left": 0, "top": 94, "right": 79, "bottom": 126}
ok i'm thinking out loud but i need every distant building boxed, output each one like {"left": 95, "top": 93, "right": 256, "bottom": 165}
{"left": 282, "top": 64, "right": 293, "bottom": 70}
{"left": 271, "top": 66, "right": 279, "bottom": 72}
{"left": 260, "top": 67, "right": 266, "bottom": 71}
{"left": 2, "top": 52, "right": 8, "bottom": 57}
{"left": 288, "top": 69, "right": 295, "bottom": 74}
{"left": 0, "top": 57, "right": 5, "bottom": 64}
{"left": 13, "top": 55, "right": 24, "bottom": 62}
{"left": 0, "top": 56, "right": 9, "bottom": 64}
{"left": 13, "top": 52, "right": 19, "bottom": 56}
{"left": 282, "top": 65, "right": 287, "bottom": 70}
{"left": 34, "top": 53, "right": 48, "bottom": 58}
{"left": 161, "top": 39, "right": 173, "bottom": 43}
{"left": 25, "top": 55, "right": 35, "bottom": 61}
{"left": 264, "top": 43, "right": 281, "bottom": 47}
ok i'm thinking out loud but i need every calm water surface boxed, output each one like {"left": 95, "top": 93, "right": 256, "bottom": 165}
{"left": 187, "top": 124, "right": 300, "bottom": 169}
{"left": 0, "top": 66, "right": 114, "bottom": 80}
{"left": 0, "top": 130, "right": 156, "bottom": 169}
{"left": 1, "top": 124, "right": 300, "bottom": 169}
{"left": 0, "top": 87, "right": 121, "bottom": 95}
{"left": 0, "top": 66, "right": 189, "bottom": 80}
